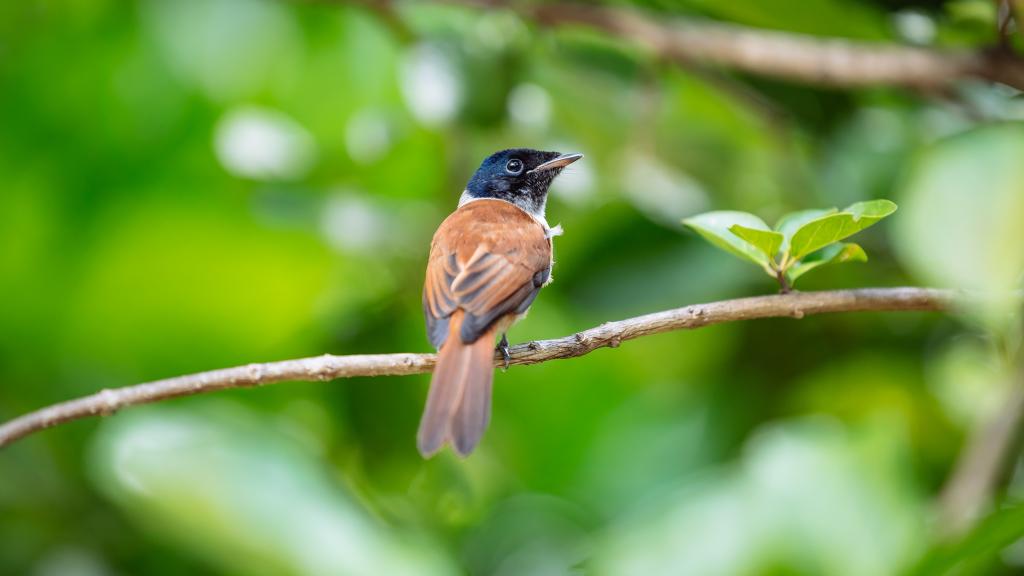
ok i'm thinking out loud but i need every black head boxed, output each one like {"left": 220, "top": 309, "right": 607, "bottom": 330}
{"left": 464, "top": 148, "right": 583, "bottom": 217}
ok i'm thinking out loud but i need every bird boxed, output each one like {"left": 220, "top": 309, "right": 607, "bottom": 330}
{"left": 418, "top": 148, "right": 583, "bottom": 458}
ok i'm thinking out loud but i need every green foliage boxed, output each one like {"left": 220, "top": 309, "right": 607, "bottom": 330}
{"left": 683, "top": 211, "right": 778, "bottom": 273}
{"left": 3, "top": 0, "right": 1024, "bottom": 574}
{"left": 729, "top": 223, "right": 783, "bottom": 264}
{"left": 90, "top": 405, "right": 457, "bottom": 576}
{"left": 896, "top": 124, "right": 1024, "bottom": 331}
{"left": 787, "top": 242, "right": 867, "bottom": 283}
{"left": 788, "top": 200, "right": 896, "bottom": 260}
{"left": 911, "top": 502, "right": 1024, "bottom": 576}
{"left": 684, "top": 200, "right": 896, "bottom": 289}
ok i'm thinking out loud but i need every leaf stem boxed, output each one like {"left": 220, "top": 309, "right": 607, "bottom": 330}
{"left": 776, "top": 268, "right": 793, "bottom": 293}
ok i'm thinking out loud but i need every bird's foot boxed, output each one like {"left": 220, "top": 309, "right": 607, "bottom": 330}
{"left": 498, "top": 334, "right": 511, "bottom": 371}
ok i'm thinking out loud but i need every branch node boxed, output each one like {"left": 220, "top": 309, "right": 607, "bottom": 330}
{"left": 791, "top": 308, "right": 805, "bottom": 319}
{"left": 608, "top": 337, "right": 622, "bottom": 348}
{"left": 97, "top": 388, "right": 119, "bottom": 417}
{"left": 247, "top": 363, "right": 264, "bottom": 381}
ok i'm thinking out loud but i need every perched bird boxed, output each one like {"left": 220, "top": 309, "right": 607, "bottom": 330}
{"left": 419, "top": 148, "right": 583, "bottom": 457}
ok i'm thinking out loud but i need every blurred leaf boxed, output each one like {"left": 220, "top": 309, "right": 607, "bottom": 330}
{"left": 787, "top": 242, "right": 867, "bottom": 283}
{"left": 593, "top": 418, "right": 924, "bottom": 576}
{"left": 911, "top": 501, "right": 1024, "bottom": 576}
{"left": 143, "top": 0, "right": 303, "bottom": 102}
{"left": 671, "top": 0, "right": 888, "bottom": 38}
{"left": 789, "top": 200, "right": 897, "bottom": 261}
{"left": 946, "top": 0, "right": 998, "bottom": 27}
{"left": 895, "top": 124, "right": 1024, "bottom": 330}
{"left": 62, "top": 198, "right": 344, "bottom": 378}
{"left": 927, "top": 338, "right": 1016, "bottom": 429}
{"left": 729, "top": 223, "right": 783, "bottom": 263}
{"left": 785, "top": 353, "right": 958, "bottom": 472}
{"left": 464, "top": 495, "right": 592, "bottom": 576}
{"left": 683, "top": 211, "right": 774, "bottom": 272}
{"left": 90, "top": 405, "right": 457, "bottom": 576}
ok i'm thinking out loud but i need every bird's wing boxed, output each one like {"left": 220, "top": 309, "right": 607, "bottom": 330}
{"left": 423, "top": 199, "right": 552, "bottom": 348}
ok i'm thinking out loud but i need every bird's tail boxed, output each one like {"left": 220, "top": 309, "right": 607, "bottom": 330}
{"left": 417, "top": 310, "right": 495, "bottom": 458}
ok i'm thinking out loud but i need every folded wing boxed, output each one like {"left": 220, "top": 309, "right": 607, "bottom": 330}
{"left": 423, "top": 199, "right": 552, "bottom": 349}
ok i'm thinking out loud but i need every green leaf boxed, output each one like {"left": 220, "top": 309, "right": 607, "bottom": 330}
{"left": 787, "top": 243, "right": 868, "bottom": 283}
{"left": 789, "top": 200, "right": 897, "bottom": 261}
{"left": 729, "top": 224, "right": 783, "bottom": 262}
{"left": 683, "top": 211, "right": 774, "bottom": 272}
{"left": 910, "top": 501, "right": 1024, "bottom": 576}
{"left": 895, "top": 124, "right": 1024, "bottom": 331}
{"left": 775, "top": 208, "right": 837, "bottom": 252}
{"left": 90, "top": 407, "right": 458, "bottom": 575}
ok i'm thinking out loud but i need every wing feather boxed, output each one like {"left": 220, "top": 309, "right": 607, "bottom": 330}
{"left": 423, "top": 200, "right": 551, "bottom": 348}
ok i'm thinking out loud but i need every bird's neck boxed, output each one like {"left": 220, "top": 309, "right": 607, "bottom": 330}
{"left": 458, "top": 191, "right": 551, "bottom": 231}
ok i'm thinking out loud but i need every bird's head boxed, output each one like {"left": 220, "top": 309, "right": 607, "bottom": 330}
{"left": 463, "top": 148, "right": 583, "bottom": 217}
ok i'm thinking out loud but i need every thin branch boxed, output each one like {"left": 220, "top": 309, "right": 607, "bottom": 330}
{"left": 998, "top": 0, "right": 1014, "bottom": 49}
{"left": 1017, "top": 0, "right": 1024, "bottom": 39}
{"left": 939, "top": 366, "right": 1024, "bottom": 536}
{"left": 0, "top": 287, "right": 953, "bottom": 449}
{"left": 414, "top": 0, "right": 1024, "bottom": 91}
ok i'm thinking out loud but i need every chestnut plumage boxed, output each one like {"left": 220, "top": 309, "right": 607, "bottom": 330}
{"left": 418, "top": 148, "right": 582, "bottom": 457}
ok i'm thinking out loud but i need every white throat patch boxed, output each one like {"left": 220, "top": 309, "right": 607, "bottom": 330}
{"left": 457, "top": 191, "right": 561, "bottom": 237}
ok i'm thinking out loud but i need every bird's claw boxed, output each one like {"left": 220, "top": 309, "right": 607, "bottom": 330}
{"left": 498, "top": 334, "right": 511, "bottom": 371}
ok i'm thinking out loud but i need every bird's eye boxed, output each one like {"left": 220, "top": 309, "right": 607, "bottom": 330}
{"left": 505, "top": 158, "right": 524, "bottom": 175}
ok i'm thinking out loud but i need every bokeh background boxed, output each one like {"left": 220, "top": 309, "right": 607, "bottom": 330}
{"left": 2, "top": 0, "right": 1024, "bottom": 574}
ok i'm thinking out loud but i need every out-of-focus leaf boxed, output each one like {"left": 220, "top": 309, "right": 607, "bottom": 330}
{"left": 946, "top": 0, "right": 997, "bottom": 28}
{"left": 683, "top": 211, "right": 774, "bottom": 271}
{"left": 911, "top": 501, "right": 1024, "bottom": 576}
{"left": 89, "top": 405, "right": 457, "bottom": 576}
{"left": 789, "top": 200, "right": 897, "bottom": 261}
{"left": 593, "top": 418, "right": 924, "bottom": 576}
{"left": 670, "top": 0, "right": 888, "bottom": 39}
{"left": 729, "top": 224, "right": 783, "bottom": 262}
{"left": 142, "top": 0, "right": 303, "bottom": 102}
{"left": 895, "top": 124, "right": 1024, "bottom": 330}
{"left": 927, "top": 339, "right": 1016, "bottom": 428}
{"left": 787, "top": 243, "right": 867, "bottom": 283}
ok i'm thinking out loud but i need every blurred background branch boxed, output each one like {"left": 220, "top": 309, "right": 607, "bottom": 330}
{"left": 997, "top": 0, "right": 1015, "bottom": 47}
{"left": 940, "top": 382, "right": 1024, "bottom": 536}
{"left": 347, "top": 0, "right": 1024, "bottom": 90}
{"left": 0, "top": 287, "right": 952, "bottom": 449}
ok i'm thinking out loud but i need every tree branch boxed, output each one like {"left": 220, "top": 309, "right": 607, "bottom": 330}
{"left": 0, "top": 287, "right": 953, "bottom": 449}
{"left": 416, "top": 0, "right": 1024, "bottom": 91}
{"left": 998, "top": 0, "right": 1014, "bottom": 49}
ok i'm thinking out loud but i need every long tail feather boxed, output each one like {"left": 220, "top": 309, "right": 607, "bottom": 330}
{"left": 417, "top": 311, "right": 495, "bottom": 458}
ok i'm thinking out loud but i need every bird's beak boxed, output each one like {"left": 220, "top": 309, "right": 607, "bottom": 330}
{"left": 531, "top": 152, "right": 584, "bottom": 173}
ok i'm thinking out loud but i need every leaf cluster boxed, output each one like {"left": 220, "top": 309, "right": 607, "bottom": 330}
{"left": 684, "top": 200, "right": 898, "bottom": 291}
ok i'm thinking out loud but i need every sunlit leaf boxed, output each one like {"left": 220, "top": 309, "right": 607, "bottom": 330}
{"left": 775, "top": 208, "right": 837, "bottom": 252}
{"left": 729, "top": 224, "right": 783, "bottom": 262}
{"left": 683, "top": 211, "right": 774, "bottom": 271}
{"left": 789, "top": 200, "right": 897, "bottom": 261}
{"left": 787, "top": 242, "right": 867, "bottom": 283}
